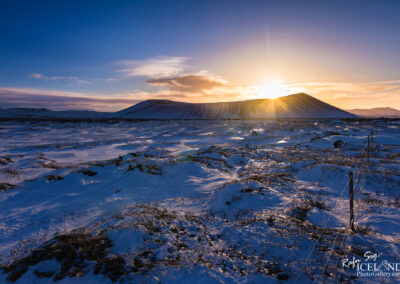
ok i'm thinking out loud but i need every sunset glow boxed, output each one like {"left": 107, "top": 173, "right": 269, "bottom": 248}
{"left": 256, "top": 81, "right": 291, "bottom": 99}
{"left": 0, "top": 1, "right": 399, "bottom": 111}
{"left": 1, "top": 2, "right": 400, "bottom": 283}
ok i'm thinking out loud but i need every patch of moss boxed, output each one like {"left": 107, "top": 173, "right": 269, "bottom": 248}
{"left": 0, "top": 183, "right": 16, "bottom": 191}
{"left": 79, "top": 169, "right": 98, "bottom": 177}
{"left": 1, "top": 233, "right": 113, "bottom": 282}
{"left": 45, "top": 174, "right": 64, "bottom": 181}
{"left": 128, "top": 164, "right": 162, "bottom": 175}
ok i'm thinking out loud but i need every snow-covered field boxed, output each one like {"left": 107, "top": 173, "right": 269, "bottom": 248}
{"left": 0, "top": 119, "right": 399, "bottom": 283}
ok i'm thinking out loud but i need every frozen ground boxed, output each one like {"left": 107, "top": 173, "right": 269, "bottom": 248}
{"left": 0, "top": 119, "right": 399, "bottom": 283}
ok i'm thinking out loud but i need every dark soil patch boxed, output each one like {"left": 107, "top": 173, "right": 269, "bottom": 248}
{"left": 0, "top": 233, "right": 127, "bottom": 282}
{"left": 79, "top": 169, "right": 98, "bottom": 177}
{"left": 45, "top": 174, "right": 64, "bottom": 181}
{"left": 0, "top": 183, "right": 16, "bottom": 191}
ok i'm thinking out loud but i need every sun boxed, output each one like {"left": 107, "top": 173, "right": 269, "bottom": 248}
{"left": 256, "top": 80, "right": 290, "bottom": 99}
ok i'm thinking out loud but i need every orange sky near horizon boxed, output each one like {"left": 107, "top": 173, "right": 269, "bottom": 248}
{"left": 1, "top": 77, "right": 399, "bottom": 112}
{"left": 1, "top": 1, "right": 400, "bottom": 112}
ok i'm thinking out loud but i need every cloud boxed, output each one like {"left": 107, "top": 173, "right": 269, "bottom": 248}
{"left": 117, "top": 56, "right": 188, "bottom": 78}
{"left": 141, "top": 72, "right": 254, "bottom": 102}
{"left": 289, "top": 80, "right": 400, "bottom": 109}
{"left": 29, "top": 73, "right": 44, "bottom": 79}
{"left": 0, "top": 84, "right": 246, "bottom": 112}
{"left": 28, "top": 73, "right": 93, "bottom": 84}
{"left": 5, "top": 74, "right": 400, "bottom": 111}
{"left": 146, "top": 73, "right": 227, "bottom": 93}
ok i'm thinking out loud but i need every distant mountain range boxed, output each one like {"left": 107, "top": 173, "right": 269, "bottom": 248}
{"left": 113, "top": 93, "right": 355, "bottom": 119}
{"left": 2, "top": 93, "right": 386, "bottom": 119}
{"left": 347, "top": 107, "right": 400, "bottom": 118}
{"left": 0, "top": 108, "right": 110, "bottom": 119}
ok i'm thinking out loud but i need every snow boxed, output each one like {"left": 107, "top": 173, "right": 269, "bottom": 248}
{"left": 0, "top": 118, "right": 399, "bottom": 283}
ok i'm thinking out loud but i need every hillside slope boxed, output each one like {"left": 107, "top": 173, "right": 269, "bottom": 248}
{"left": 113, "top": 93, "right": 356, "bottom": 119}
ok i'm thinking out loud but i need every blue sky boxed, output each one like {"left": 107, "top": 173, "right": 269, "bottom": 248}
{"left": 1, "top": 0, "right": 400, "bottom": 111}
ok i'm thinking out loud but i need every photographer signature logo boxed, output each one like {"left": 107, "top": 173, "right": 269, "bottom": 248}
{"left": 342, "top": 251, "right": 400, "bottom": 278}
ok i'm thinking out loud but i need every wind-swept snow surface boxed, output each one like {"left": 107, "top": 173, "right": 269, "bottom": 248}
{"left": 113, "top": 93, "right": 356, "bottom": 119}
{"left": 0, "top": 119, "right": 399, "bottom": 283}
